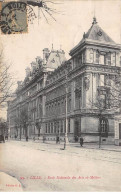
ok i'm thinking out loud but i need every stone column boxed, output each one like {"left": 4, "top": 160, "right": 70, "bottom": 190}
{"left": 70, "top": 118, "right": 74, "bottom": 134}
{"left": 43, "top": 74, "right": 47, "bottom": 87}
{"left": 42, "top": 96, "right": 46, "bottom": 117}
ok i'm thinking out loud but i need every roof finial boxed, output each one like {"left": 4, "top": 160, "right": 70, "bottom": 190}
{"left": 52, "top": 43, "right": 54, "bottom": 51}
{"left": 92, "top": 17, "right": 97, "bottom": 25}
{"left": 93, "top": 1, "right": 97, "bottom": 25}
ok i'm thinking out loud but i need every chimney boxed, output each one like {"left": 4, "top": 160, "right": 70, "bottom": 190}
{"left": 43, "top": 48, "right": 50, "bottom": 64}
{"left": 17, "top": 81, "right": 22, "bottom": 88}
{"left": 36, "top": 56, "right": 42, "bottom": 66}
{"left": 31, "top": 61, "right": 36, "bottom": 72}
{"left": 25, "top": 67, "right": 31, "bottom": 77}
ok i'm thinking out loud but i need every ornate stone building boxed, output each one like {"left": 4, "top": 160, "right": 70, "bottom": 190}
{"left": 7, "top": 18, "right": 121, "bottom": 144}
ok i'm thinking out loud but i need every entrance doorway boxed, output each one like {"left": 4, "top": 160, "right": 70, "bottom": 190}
{"left": 74, "top": 121, "right": 79, "bottom": 142}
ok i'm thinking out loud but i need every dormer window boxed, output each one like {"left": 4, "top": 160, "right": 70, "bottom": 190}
{"left": 51, "top": 59, "right": 55, "bottom": 63}
{"left": 97, "top": 30, "right": 102, "bottom": 36}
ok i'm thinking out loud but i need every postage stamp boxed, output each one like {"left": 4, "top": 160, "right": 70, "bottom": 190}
{"left": 0, "top": 1, "right": 28, "bottom": 34}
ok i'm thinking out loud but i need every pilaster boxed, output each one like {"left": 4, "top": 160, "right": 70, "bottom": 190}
{"left": 71, "top": 81, "right": 75, "bottom": 111}
{"left": 70, "top": 118, "right": 74, "bottom": 133}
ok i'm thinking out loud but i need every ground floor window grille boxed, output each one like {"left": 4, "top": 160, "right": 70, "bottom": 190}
{"left": 100, "top": 118, "right": 108, "bottom": 135}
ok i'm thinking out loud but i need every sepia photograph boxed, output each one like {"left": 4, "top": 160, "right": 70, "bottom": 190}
{"left": 0, "top": 0, "right": 121, "bottom": 192}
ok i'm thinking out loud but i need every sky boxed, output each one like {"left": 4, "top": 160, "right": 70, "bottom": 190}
{"left": 0, "top": 0, "right": 121, "bottom": 118}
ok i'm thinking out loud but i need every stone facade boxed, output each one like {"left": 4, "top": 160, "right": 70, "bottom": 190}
{"left": 7, "top": 18, "right": 121, "bottom": 143}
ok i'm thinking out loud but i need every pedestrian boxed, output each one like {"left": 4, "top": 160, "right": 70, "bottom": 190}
{"left": 26, "top": 135, "right": 28, "bottom": 142}
{"left": 77, "top": 136, "right": 79, "bottom": 142}
{"left": 80, "top": 137, "right": 84, "bottom": 147}
{"left": 56, "top": 136, "right": 59, "bottom": 144}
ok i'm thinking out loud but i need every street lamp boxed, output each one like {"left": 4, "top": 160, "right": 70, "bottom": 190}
{"left": 63, "top": 62, "right": 70, "bottom": 150}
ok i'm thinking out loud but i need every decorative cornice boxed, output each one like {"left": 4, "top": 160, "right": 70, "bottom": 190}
{"left": 70, "top": 39, "right": 121, "bottom": 57}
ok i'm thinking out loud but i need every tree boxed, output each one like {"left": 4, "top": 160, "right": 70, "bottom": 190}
{"left": 88, "top": 73, "right": 121, "bottom": 148}
{"left": 108, "top": 75, "right": 121, "bottom": 111}
{"left": 0, "top": 118, "right": 8, "bottom": 140}
{"left": 0, "top": 50, "right": 15, "bottom": 108}
{"left": 26, "top": 0, "right": 61, "bottom": 23}
{"left": 14, "top": 107, "right": 30, "bottom": 141}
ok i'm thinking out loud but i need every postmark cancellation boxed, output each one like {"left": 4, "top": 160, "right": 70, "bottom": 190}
{"left": 0, "top": 1, "right": 28, "bottom": 34}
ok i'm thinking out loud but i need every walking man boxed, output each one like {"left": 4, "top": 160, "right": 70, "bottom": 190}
{"left": 80, "top": 136, "right": 84, "bottom": 147}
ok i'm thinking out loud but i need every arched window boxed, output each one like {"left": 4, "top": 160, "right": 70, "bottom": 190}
{"left": 51, "top": 123, "right": 53, "bottom": 133}
{"left": 46, "top": 124, "right": 48, "bottom": 133}
{"left": 99, "top": 118, "right": 109, "bottom": 137}
{"left": 61, "top": 121, "right": 63, "bottom": 133}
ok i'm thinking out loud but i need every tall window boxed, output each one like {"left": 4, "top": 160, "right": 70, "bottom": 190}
{"left": 48, "top": 123, "right": 50, "bottom": 133}
{"left": 100, "top": 119, "right": 107, "bottom": 133}
{"left": 100, "top": 75, "right": 105, "bottom": 86}
{"left": 82, "top": 51, "right": 85, "bottom": 63}
{"left": 96, "top": 51, "right": 99, "bottom": 64}
{"left": 105, "top": 53, "right": 111, "bottom": 66}
{"left": 90, "top": 49, "right": 93, "bottom": 63}
{"left": 61, "top": 121, "right": 63, "bottom": 133}
{"left": 79, "top": 54, "right": 82, "bottom": 65}
{"left": 57, "top": 122, "right": 59, "bottom": 133}
{"left": 98, "top": 88, "right": 110, "bottom": 109}
{"left": 51, "top": 123, "right": 53, "bottom": 133}
{"left": 46, "top": 124, "right": 48, "bottom": 133}
{"left": 99, "top": 55, "right": 104, "bottom": 65}
{"left": 112, "top": 53, "right": 116, "bottom": 66}
{"left": 54, "top": 122, "right": 56, "bottom": 133}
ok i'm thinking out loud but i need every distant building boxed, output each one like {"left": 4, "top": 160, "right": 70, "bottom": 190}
{"left": 7, "top": 18, "right": 121, "bottom": 144}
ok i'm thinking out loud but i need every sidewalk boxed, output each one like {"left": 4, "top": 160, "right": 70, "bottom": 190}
{"left": 30, "top": 139, "right": 121, "bottom": 152}
{"left": 9, "top": 139, "right": 121, "bottom": 152}
{"left": 78, "top": 142, "right": 121, "bottom": 152}
{"left": 0, "top": 172, "right": 23, "bottom": 192}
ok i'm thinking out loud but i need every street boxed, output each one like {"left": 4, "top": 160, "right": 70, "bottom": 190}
{"left": 0, "top": 140, "right": 121, "bottom": 192}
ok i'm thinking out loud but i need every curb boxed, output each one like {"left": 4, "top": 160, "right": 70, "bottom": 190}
{"left": 9, "top": 140, "right": 121, "bottom": 153}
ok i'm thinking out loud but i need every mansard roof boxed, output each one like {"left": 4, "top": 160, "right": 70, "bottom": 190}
{"left": 70, "top": 17, "right": 118, "bottom": 56}
{"left": 84, "top": 17, "right": 115, "bottom": 43}
{"left": 46, "top": 49, "right": 66, "bottom": 69}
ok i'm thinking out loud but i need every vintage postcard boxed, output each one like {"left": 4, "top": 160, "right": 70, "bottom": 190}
{"left": 0, "top": 0, "right": 121, "bottom": 192}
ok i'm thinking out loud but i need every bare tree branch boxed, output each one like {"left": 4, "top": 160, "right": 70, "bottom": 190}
{"left": 0, "top": 49, "right": 15, "bottom": 107}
